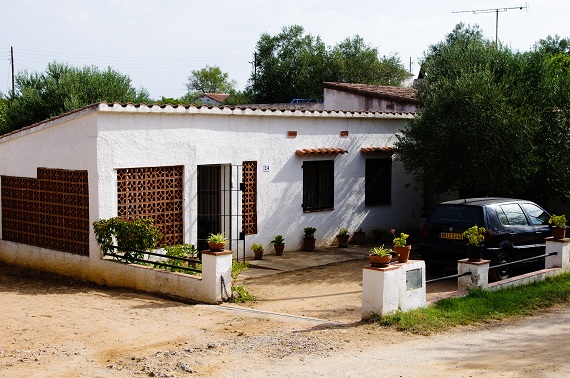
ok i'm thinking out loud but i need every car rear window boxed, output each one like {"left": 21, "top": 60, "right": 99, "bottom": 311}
{"left": 428, "top": 205, "right": 483, "bottom": 228}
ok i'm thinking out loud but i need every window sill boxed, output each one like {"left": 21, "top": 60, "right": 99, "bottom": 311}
{"left": 303, "top": 207, "right": 335, "bottom": 213}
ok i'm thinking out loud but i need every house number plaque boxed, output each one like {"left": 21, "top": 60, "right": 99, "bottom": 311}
{"left": 406, "top": 269, "right": 423, "bottom": 291}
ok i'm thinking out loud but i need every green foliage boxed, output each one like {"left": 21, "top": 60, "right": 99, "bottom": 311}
{"left": 390, "top": 229, "right": 409, "bottom": 247}
{"left": 462, "top": 225, "right": 486, "bottom": 246}
{"left": 370, "top": 245, "right": 393, "bottom": 256}
{"left": 549, "top": 214, "right": 567, "bottom": 227}
{"left": 5, "top": 62, "right": 151, "bottom": 133}
{"left": 185, "top": 65, "right": 236, "bottom": 101}
{"left": 227, "top": 261, "right": 254, "bottom": 303}
{"left": 303, "top": 227, "right": 316, "bottom": 239}
{"left": 92, "top": 217, "right": 163, "bottom": 261}
{"left": 338, "top": 228, "right": 349, "bottom": 236}
{"left": 207, "top": 232, "right": 228, "bottom": 243}
{"left": 249, "top": 25, "right": 409, "bottom": 103}
{"left": 270, "top": 234, "right": 285, "bottom": 246}
{"left": 374, "top": 271, "right": 570, "bottom": 335}
{"left": 396, "top": 24, "right": 570, "bottom": 203}
{"left": 0, "top": 94, "right": 8, "bottom": 134}
{"left": 251, "top": 243, "right": 264, "bottom": 251}
{"left": 163, "top": 244, "right": 199, "bottom": 273}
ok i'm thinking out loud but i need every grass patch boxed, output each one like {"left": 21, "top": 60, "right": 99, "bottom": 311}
{"left": 226, "top": 261, "right": 255, "bottom": 303}
{"left": 374, "top": 271, "right": 570, "bottom": 335}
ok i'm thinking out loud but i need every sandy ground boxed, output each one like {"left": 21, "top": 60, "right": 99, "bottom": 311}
{"left": 1, "top": 259, "right": 570, "bottom": 377}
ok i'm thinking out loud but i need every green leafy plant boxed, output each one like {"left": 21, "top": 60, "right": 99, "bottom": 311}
{"left": 164, "top": 244, "right": 199, "bottom": 273}
{"left": 251, "top": 243, "right": 264, "bottom": 251}
{"left": 271, "top": 235, "right": 285, "bottom": 246}
{"left": 549, "top": 214, "right": 567, "bottom": 227}
{"left": 370, "top": 245, "right": 393, "bottom": 256}
{"left": 93, "top": 217, "right": 163, "bottom": 261}
{"left": 228, "top": 261, "right": 254, "bottom": 303}
{"left": 390, "top": 228, "right": 409, "bottom": 247}
{"left": 304, "top": 227, "right": 316, "bottom": 239}
{"left": 207, "top": 232, "right": 228, "bottom": 244}
{"left": 338, "top": 228, "right": 349, "bottom": 236}
{"left": 462, "top": 225, "right": 486, "bottom": 246}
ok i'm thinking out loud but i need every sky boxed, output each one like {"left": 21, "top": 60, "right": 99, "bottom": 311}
{"left": 1, "top": 0, "right": 569, "bottom": 100}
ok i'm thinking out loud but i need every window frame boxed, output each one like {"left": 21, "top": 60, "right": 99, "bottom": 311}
{"left": 302, "top": 160, "right": 334, "bottom": 212}
{"left": 365, "top": 157, "right": 392, "bottom": 206}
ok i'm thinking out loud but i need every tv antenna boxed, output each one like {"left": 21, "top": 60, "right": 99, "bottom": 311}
{"left": 453, "top": 3, "right": 528, "bottom": 45}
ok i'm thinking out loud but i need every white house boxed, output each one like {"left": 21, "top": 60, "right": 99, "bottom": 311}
{"left": 0, "top": 83, "right": 422, "bottom": 299}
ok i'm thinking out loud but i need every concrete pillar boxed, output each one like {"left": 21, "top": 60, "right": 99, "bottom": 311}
{"left": 396, "top": 260, "right": 427, "bottom": 312}
{"left": 545, "top": 237, "right": 570, "bottom": 270}
{"left": 362, "top": 264, "right": 401, "bottom": 320}
{"left": 201, "top": 250, "right": 233, "bottom": 304}
{"left": 458, "top": 258, "right": 490, "bottom": 290}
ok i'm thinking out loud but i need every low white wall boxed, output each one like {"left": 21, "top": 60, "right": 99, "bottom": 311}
{"left": 0, "top": 241, "right": 232, "bottom": 304}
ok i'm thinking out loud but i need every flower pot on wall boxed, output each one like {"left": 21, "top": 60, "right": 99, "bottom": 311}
{"left": 552, "top": 226, "right": 566, "bottom": 239}
{"left": 369, "top": 254, "right": 392, "bottom": 268}
{"left": 208, "top": 242, "right": 226, "bottom": 252}
{"left": 394, "top": 245, "right": 411, "bottom": 263}
{"left": 467, "top": 245, "right": 483, "bottom": 262}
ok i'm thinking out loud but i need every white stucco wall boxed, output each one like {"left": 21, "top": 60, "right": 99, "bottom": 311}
{"left": 0, "top": 103, "right": 423, "bottom": 299}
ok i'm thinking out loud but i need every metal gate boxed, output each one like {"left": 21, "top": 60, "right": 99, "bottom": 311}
{"left": 197, "top": 164, "right": 247, "bottom": 261}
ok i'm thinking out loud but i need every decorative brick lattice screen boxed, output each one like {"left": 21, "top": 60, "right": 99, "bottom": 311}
{"left": 117, "top": 166, "right": 183, "bottom": 246}
{"left": 1, "top": 168, "right": 89, "bottom": 255}
{"left": 242, "top": 161, "right": 257, "bottom": 235}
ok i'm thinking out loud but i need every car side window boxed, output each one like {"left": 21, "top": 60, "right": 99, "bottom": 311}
{"left": 497, "top": 204, "right": 529, "bottom": 226}
{"left": 520, "top": 203, "right": 550, "bottom": 225}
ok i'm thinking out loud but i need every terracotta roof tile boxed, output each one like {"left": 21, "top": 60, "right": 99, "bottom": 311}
{"left": 295, "top": 147, "right": 348, "bottom": 156}
{"left": 202, "top": 93, "right": 230, "bottom": 102}
{"left": 323, "top": 82, "right": 419, "bottom": 104}
{"left": 360, "top": 146, "right": 396, "bottom": 154}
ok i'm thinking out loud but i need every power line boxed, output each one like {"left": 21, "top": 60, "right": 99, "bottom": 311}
{"left": 453, "top": 3, "right": 528, "bottom": 45}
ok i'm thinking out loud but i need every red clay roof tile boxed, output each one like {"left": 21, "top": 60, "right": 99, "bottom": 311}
{"left": 323, "top": 82, "right": 418, "bottom": 104}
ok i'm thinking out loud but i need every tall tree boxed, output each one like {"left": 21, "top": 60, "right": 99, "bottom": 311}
{"left": 185, "top": 65, "right": 236, "bottom": 96}
{"left": 396, "top": 24, "right": 570, "bottom": 205}
{"left": 249, "top": 25, "right": 409, "bottom": 103}
{"left": 329, "top": 35, "right": 409, "bottom": 85}
{"left": 5, "top": 62, "right": 150, "bottom": 133}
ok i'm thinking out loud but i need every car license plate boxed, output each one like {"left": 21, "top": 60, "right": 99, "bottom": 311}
{"left": 440, "top": 232, "right": 463, "bottom": 240}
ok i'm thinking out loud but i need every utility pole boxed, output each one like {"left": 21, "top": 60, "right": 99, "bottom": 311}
{"left": 452, "top": 4, "right": 528, "bottom": 45}
{"left": 10, "top": 46, "right": 15, "bottom": 97}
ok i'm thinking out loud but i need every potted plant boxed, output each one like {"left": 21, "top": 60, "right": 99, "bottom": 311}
{"left": 302, "top": 227, "right": 316, "bottom": 251}
{"left": 369, "top": 245, "right": 394, "bottom": 267}
{"left": 251, "top": 243, "right": 264, "bottom": 260}
{"left": 352, "top": 227, "right": 366, "bottom": 245}
{"left": 207, "top": 232, "right": 228, "bottom": 252}
{"left": 549, "top": 214, "right": 567, "bottom": 239}
{"left": 372, "top": 227, "right": 386, "bottom": 243}
{"left": 271, "top": 234, "right": 285, "bottom": 256}
{"left": 336, "top": 228, "right": 350, "bottom": 248}
{"left": 164, "top": 243, "right": 199, "bottom": 271}
{"left": 462, "top": 225, "right": 486, "bottom": 262}
{"left": 391, "top": 228, "right": 411, "bottom": 263}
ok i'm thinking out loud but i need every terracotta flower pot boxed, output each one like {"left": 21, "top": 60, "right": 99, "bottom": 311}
{"left": 302, "top": 238, "right": 315, "bottom": 251}
{"left": 369, "top": 254, "right": 392, "bottom": 267}
{"left": 274, "top": 245, "right": 284, "bottom": 256}
{"left": 208, "top": 241, "right": 226, "bottom": 252}
{"left": 394, "top": 245, "right": 411, "bottom": 263}
{"left": 552, "top": 226, "right": 566, "bottom": 239}
{"left": 253, "top": 249, "right": 264, "bottom": 260}
{"left": 336, "top": 234, "right": 349, "bottom": 248}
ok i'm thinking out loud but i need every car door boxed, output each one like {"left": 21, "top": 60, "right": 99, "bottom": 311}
{"left": 520, "top": 202, "right": 551, "bottom": 253}
{"left": 496, "top": 203, "right": 538, "bottom": 259}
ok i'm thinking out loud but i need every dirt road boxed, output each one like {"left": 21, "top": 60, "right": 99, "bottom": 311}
{"left": 1, "top": 261, "right": 569, "bottom": 377}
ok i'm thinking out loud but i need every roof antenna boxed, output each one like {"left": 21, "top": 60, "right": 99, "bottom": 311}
{"left": 452, "top": 3, "right": 528, "bottom": 46}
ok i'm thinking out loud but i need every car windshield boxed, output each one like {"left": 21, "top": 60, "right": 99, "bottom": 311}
{"left": 428, "top": 205, "right": 483, "bottom": 228}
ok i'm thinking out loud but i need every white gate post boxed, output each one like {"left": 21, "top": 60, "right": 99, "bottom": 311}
{"left": 545, "top": 237, "right": 570, "bottom": 270}
{"left": 458, "top": 259, "right": 491, "bottom": 291}
{"left": 201, "top": 250, "right": 233, "bottom": 304}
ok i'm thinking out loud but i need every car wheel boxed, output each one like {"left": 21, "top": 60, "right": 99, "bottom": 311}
{"left": 489, "top": 250, "right": 513, "bottom": 282}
